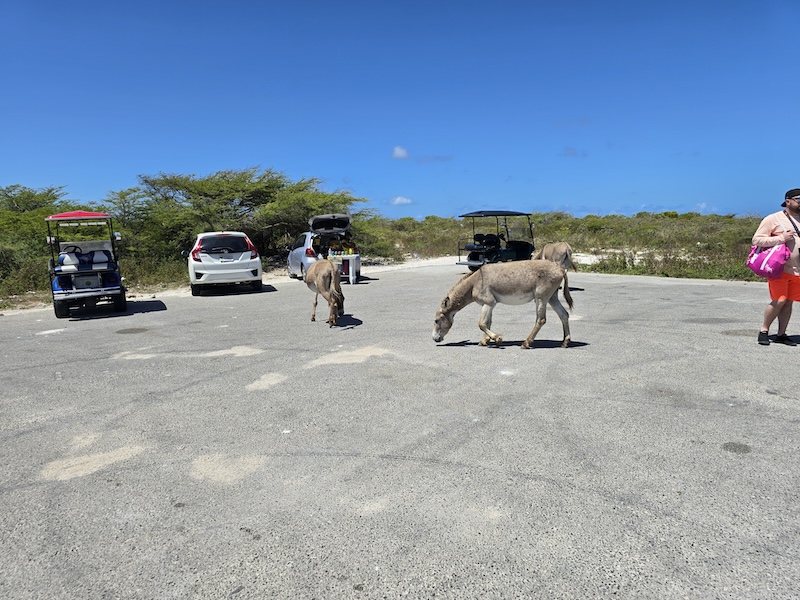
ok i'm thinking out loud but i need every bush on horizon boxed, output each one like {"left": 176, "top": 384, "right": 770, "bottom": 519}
{"left": 0, "top": 177, "right": 766, "bottom": 302}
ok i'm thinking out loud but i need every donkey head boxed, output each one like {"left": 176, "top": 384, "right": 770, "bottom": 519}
{"left": 432, "top": 296, "right": 455, "bottom": 342}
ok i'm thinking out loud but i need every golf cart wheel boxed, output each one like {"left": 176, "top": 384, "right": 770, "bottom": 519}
{"left": 113, "top": 290, "right": 127, "bottom": 312}
{"left": 53, "top": 300, "right": 70, "bottom": 319}
{"left": 466, "top": 252, "right": 483, "bottom": 272}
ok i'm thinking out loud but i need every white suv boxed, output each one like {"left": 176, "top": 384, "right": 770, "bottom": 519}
{"left": 183, "top": 232, "right": 262, "bottom": 295}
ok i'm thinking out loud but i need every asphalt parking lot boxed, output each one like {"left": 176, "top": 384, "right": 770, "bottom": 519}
{"left": 1, "top": 262, "right": 797, "bottom": 599}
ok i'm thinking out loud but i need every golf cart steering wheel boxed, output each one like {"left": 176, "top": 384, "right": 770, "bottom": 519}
{"left": 60, "top": 245, "right": 82, "bottom": 254}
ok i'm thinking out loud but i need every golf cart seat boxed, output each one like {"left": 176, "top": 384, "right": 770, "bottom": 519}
{"left": 483, "top": 234, "right": 501, "bottom": 248}
{"left": 464, "top": 233, "right": 486, "bottom": 252}
{"left": 505, "top": 240, "right": 534, "bottom": 260}
{"left": 53, "top": 250, "right": 116, "bottom": 273}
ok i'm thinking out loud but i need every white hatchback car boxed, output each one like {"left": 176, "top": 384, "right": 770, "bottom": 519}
{"left": 183, "top": 231, "right": 262, "bottom": 295}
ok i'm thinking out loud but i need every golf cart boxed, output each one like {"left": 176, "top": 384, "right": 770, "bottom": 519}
{"left": 456, "top": 210, "right": 535, "bottom": 271}
{"left": 46, "top": 211, "right": 127, "bottom": 318}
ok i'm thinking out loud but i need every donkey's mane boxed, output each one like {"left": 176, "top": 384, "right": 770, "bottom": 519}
{"left": 440, "top": 271, "right": 476, "bottom": 311}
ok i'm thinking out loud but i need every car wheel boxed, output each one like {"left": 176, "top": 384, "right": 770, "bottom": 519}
{"left": 53, "top": 300, "right": 70, "bottom": 318}
{"left": 113, "top": 290, "right": 127, "bottom": 312}
{"left": 300, "top": 265, "right": 306, "bottom": 282}
{"left": 251, "top": 280, "right": 261, "bottom": 291}
{"left": 191, "top": 284, "right": 201, "bottom": 296}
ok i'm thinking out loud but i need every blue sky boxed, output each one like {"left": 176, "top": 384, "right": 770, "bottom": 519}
{"left": 2, "top": 0, "right": 799, "bottom": 220}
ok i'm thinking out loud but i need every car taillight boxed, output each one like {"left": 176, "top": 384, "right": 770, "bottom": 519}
{"left": 245, "top": 237, "right": 259, "bottom": 259}
{"left": 190, "top": 246, "right": 203, "bottom": 262}
{"left": 305, "top": 248, "right": 317, "bottom": 258}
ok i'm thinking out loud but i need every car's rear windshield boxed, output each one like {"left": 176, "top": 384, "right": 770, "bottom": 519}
{"left": 199, "top": 235, "right": 249, "bottom": 253}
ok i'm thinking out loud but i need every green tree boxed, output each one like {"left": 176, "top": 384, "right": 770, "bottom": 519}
{"left": 130, "top": 168, "right": 363, "bottom": 257}
{"left": 0, "top": 185, "right": 79, "bottom": 295}
{"left": 252, "top": 178, "right": 362, "bottom": 251}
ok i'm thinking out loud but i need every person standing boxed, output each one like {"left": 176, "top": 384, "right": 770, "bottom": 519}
{"left": 754, "top": 188, "right": 800, "bottom": 345}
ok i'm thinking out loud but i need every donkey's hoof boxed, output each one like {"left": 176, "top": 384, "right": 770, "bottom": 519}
{"left": 494, "top": 336, "right": 503, "bottom": 346}
{"left": 522, "top": 340, "right": 532, "bottom": 349}
{"left": 479, "top": 337, "right": 490, "bottom": 346}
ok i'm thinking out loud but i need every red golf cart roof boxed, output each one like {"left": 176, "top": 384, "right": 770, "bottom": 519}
{"left": 46, "top": 211, "right": 111, "bottom": 221}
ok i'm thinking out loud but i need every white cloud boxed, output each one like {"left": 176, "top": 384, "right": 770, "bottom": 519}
{"left": 391, "top": 196, "right": 412, "bottom": 206}
{"left": 392, "top": 146, "right": 409, "bottom": 160}
{"left": 560, "top": 146, "right": 587, "bottom": 158}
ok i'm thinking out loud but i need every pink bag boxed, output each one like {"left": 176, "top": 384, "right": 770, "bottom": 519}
{"left": 746, "top": 243, "right": 790, "bottom": 278}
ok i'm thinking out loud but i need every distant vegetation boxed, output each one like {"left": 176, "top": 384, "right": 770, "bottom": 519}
{"left": 0, "top": 171, "right": 765, "bottom": 309}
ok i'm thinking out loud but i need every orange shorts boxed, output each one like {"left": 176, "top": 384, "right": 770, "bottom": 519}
{"left": 768, "top": 271, "right": 800, "bottom": 302}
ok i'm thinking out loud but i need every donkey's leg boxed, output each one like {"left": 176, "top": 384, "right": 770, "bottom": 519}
{"left": 548, "top": 295, "right": 571, "bottom": 347}
{"left": 327, "top": 294, "right": 338, "bottom": 327}
{"left": 319, "top": 290, "right": 336, "bottom": 326}
{"left": 333, "top": 272, "right": 345, "bottom": 316}
{"left": 316, "top": 271, "right": 336, "bottom": 326}
{"left": 478, "top": 304, "right": 502, "bottom": 346}
{"left": 311, "top": 292, "right": 318, "bottom": 321}
{"left": 522, "top": 295, "right": 549, "bottom": 349}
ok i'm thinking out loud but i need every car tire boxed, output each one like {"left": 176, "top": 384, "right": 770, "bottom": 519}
{"left": 300, "top": 265, "right": 306, "bottom": 282}
{"left": 113, "top": 290, "right": 127, "bottom": 312}
{"left": 251, "top": 280, "right": 261, "bottom": 291}
{"left": 53, "top": 300, "right": 70, "bottom": 319}
{"left": 191, "top": 284, "right": 201, "bottom": 296}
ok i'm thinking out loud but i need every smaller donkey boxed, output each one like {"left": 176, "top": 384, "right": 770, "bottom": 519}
{"left": 306, "top": 259, "right": 345, "bottom": 327}
{"left": 532, "top": 242, "right": 577, "bottom": 271}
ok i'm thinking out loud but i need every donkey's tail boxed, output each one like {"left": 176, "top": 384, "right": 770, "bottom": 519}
{"left": 562, "top": 269, "right": 574, "bottom": 310}
{"left": 331, "top": 268, "right": 345, "bottom": 308}
{"left": 564, "top": 249, "right": 577, "bottom": 272}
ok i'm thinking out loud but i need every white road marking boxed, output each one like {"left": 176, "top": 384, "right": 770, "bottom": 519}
{"left": 40, "top": 445, "right": 148, "bottom": 481}
{"left": 112, "top": 345, "right": 264, "bottom": 360}
{"left": 246, "top": 373, "right": 288, "bottom": 390}
{"left": 306, "top": 345, "right": 394, "bottom": 368}
{"left": 189, "top": 454, "right": 265, "bottom": 484}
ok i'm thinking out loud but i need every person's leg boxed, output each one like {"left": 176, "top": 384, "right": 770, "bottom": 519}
{"left": 775, "top": 273, "right": 800, "bottom": 340}
{"left": 762, "top": 299, "right": 787, "bottom": 332}
{"left": 761, "top": 275, "right": 790, "bottom": 344}
{"left": 776, "top": 301, "right": 793, "bottom": 336}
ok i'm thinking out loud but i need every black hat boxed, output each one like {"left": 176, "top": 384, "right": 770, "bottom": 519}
{"left": 781, "top": 188, "right": 800, "bottom": 207}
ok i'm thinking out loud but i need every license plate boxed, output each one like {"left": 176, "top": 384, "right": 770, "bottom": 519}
{"left": 75, "top": 275, "right": 100, "bottom": 289}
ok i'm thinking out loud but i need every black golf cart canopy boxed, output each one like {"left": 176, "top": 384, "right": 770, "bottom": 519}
{"left": 458, "top": 210, "right": 530, "bottom": 218}
{"left": 458, "top": 210, "right": 533, "bottom": 237}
